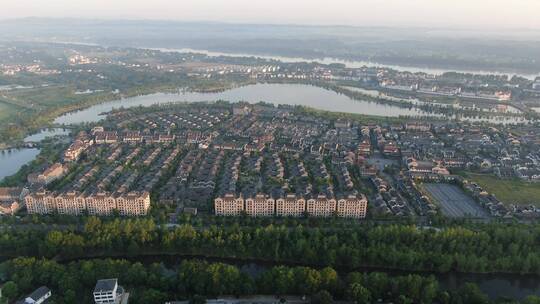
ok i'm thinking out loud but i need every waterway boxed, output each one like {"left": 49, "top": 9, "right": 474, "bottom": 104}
{"left": 23, "top": 128, "right": 70, "bottom": 142}
{"left": 54, "top": 83, "right": 528, "bottom": 125}
{"left": 150, "top": 47, "right": 540, "bottom": 80}
{"left": 81, "top": 254, "right": 540, "bottom": 301}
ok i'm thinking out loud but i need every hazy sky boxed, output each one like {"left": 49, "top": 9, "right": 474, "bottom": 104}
{"left": 2, "top": 0, "right": 540, "bottom": 29}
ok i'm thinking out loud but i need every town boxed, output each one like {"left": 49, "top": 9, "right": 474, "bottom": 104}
{"left": 2, "top": 100, "right": 539, "bottom": 224}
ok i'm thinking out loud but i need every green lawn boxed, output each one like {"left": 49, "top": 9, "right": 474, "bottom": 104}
{"left": 465, "top": 173, "right": 540, "bottom": 206}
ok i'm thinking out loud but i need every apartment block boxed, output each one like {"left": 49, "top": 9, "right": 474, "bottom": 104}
{"left": 214, "top": 194, "right": 244, "bottom": 216}
{"left": 275, "top": 194, "right": 306, "bottom": 217}
{"left": 24, "top": 191, "right": 150, "bottom": 216}
{"left": 245, "top": 194, "right": 275, "bottom": 217}
{"left": 215, "top": 194, "right": 367, "bottom": 218}
{"left": 306, "top": 195, "right": 337, "bottom": 217}
{"left": 337, "top": 194, "right": 368, "bottom": 218}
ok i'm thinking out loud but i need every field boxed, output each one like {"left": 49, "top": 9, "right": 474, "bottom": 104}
{"left": 421, "top": 183, "right": 489, "bottom": 218}
{"left": 0, "top": 101, "right": 22, "bottom": 122}
{"left": 464, "top": 173, "right": 540, "bottom": 207}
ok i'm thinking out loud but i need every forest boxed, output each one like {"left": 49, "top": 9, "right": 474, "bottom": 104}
{"left": 2, "top": 218, "right": 540, "bottom": 275}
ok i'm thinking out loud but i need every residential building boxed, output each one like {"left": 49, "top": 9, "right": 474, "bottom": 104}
{"left": 15, "top": 286, "right": 51, "bottom": 304}
{"left": 214, "top": 194, "right": 244, "bottom": 216}
{"left": 25, "top": 191, "right": 150, "bottom": 216}
{"left": 27, "top": 163, "right": 67, "bottom": 185}
{"left": 93, "top": 279, "right": 129, "bottom": 304}
{"left": 245, "top": 194, "right": 275, "bottom": 217}
{"left": 0, "top": 187, "right": 27, "bottom": 215}
{"left": 337, "top": 195, "right": 368, "bottom": 218}
{"left": 306, "top": 195, "right": 337, "bottom": 217}
{"left": 275, "top": 194, "right": 306, "bottom": 217}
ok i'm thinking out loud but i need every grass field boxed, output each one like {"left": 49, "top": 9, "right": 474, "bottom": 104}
{"left": 464, "top": 173, "right": 540, "bottom": 206}
{"left": 0, "top": 101, "right": 22, "bottom": 122}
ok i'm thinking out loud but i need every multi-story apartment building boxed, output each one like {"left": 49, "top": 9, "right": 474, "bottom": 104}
{"left": 24, "top": 191, "right": 150, "bottom": 216}
{"left": 306, "top": 195, "right": 337, "bottom": 217}
{"left": 214, "top": 193, "right": 244, "bottom": 216}
{"left": 86, "top": 192, "right": 117, "bottom": 216}
{"left": 275, "top": 194, "right": 306, "bottom": 217}
{"left": 116, "top": 192, "right": 151, "bottom": 216}
{"left": 337, "top": 194, "right": 368, "bottom": 218}
{"left": 245, "top": 194, "right": 275, "bottom": 217}
{"left": 25, "top": 190, "right": 56, "bottom": 214}
{"left": 215, "top": 194, "right": 368, "bottom": 218}
{"left": 55, "top": 191, "right": 86, "bottom": 215}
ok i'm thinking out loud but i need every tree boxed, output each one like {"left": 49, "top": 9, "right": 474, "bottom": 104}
{"left": 139, "top": 289, "right": 168, "bottom": 304}
{"left": 2, "top": 281, "right": 18, "bottom": 302}
{"left": 523, "top": 296, "right": 540, "bottom": 304}
{"left": 319, "top": 267, "right": 338, "bottom": 291}
{"left": 348, "top": 283, "right": 371, "bottom": 304}
{"left": 456, "top": 283, "right": 489, "bottom": 304}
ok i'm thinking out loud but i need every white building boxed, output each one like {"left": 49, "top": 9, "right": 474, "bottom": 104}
{"left": 93, "top": 279, "right": 129, "bottom": 304}
{"left": 16, "top": 286, "right": 51, "bottom": 304}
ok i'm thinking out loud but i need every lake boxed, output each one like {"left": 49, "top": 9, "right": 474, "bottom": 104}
{"left": 0, "top": 148, "right": 40, "bottom": 182}
{"left": 54, "top": 83, "right": 434, "bottom": 124}
{"left": 0, "top": 129, "right": 69, "bottom": 182}
{"left": 54, "top": 83, "right": 527, "bottom": 125}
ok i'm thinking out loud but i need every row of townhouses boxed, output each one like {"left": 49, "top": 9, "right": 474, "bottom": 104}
{"left": 215, "top": 193, "right": 368, "bottom": 218}
{"left": 24, "top": 190, "right": 150, "bottom": 216}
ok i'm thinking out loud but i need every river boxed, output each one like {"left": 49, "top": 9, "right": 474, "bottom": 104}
{"left": 84, "top": 254, "right": 540, "bottom": 301}
{"left": 150, "top": 47, "right": 540, "bottom": 80}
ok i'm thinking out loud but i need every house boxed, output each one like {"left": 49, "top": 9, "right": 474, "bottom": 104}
{"left": 27, "top": 163, "right": 67, "bottom": 185}
{"left": 93, "top": 279, "right": 129, "bottom": 304}
{"left": 0, "top": 187, "right": 23, "bottom": 215}
{"left": 16, "top": 286, "right": 51, "bottom": 304}
{"left": 123, "top": 131, "right": 142, "bottom": 144}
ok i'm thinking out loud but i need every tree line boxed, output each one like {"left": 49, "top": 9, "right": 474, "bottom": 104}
{"left": 3, "top": 257, "right": 540, "bottom": 304}
{"left": 2, "top": 218, "right": 540, "bottom": 275}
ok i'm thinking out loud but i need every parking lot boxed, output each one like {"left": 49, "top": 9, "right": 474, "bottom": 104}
{"left": 423, "top": 183, "right": 489, "bottom": 218}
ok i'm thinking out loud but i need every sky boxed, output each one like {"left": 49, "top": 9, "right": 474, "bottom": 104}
{"left": 2, "top": 0, "right": 540, "bottom": 29}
